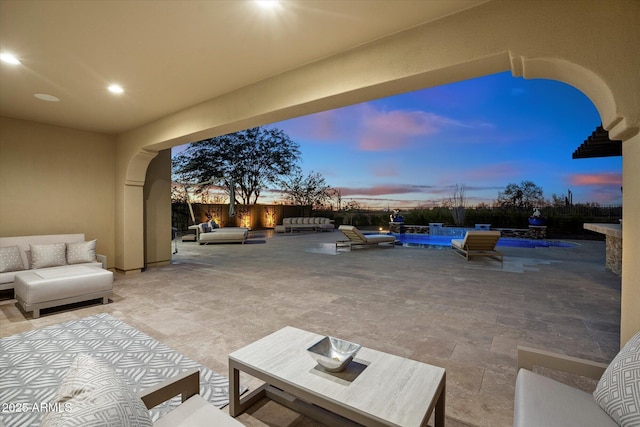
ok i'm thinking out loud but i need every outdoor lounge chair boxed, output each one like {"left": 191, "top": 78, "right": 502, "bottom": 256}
{"left": 336, "top": 225, "right": 396, "bottom": 250}
{"left": 140, "top": 368, "right": 243, "bottom": 426}
{"left": 451, "top": 230, "right": 503, "bottom": 263}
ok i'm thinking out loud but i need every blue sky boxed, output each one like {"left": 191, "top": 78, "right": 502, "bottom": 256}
{"left": 175, "top": 71, "right": 622, "bottom": 208}
{"left": 264, "top": 71, "right": 621, "bottom": 208}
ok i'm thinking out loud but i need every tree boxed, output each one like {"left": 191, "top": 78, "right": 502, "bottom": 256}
{"left": 443, "top": 184, "right": 467, "bottom": 225}
{"left": 172, "top": 127, "right": 301, "bottom": 204}
{"left": 280, "top": 171, "right": 333, "bottom": 215}
{"left": 497, "top": 180, "right": 544, "bottom": 210}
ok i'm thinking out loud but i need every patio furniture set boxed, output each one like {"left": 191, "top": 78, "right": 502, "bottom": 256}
{"left": 31, "top": 325, "right": 640, "bottom": 427}
{"left": 336, "top": 225, "right": 503, "bottom": 263}
{"left": 0, "top": 233, "right": 113, "bottom": 318}
{"left": 2, "top": 231, "right": 637, "bottom": 426}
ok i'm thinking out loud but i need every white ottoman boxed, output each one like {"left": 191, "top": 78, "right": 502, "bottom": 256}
{"left": 14, "top": 265, "right": 113, "bottom": 318}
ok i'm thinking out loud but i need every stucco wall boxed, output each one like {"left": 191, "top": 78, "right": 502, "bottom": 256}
{"left": 0, "top": 116, "right": 116, "bottom": 268}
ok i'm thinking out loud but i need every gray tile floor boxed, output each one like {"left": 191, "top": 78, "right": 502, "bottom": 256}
{"left": 0, "top": 230, "right": 621, "bottom": 427}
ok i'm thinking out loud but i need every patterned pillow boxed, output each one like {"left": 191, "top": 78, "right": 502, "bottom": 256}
{"left": 66, "top": 240, "right": 97, "bottom": 264}
{"left": 40, "top": 354, "right": 153, "bottom": 427}
{"left": 0, "top": 245, "right": 25, "bottom": 273}
{"left": 593, "top": 331, "right": 640, "bottom": 426}
{"left": 30, "top": 243, "right": 67, "bottom": 269}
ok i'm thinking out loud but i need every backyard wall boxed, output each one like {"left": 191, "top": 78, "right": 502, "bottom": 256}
{"left": 0, "top": 116, "right": 116, "bottom": 269}
{"left": 173, "top": 203, "right": 306, "bottom": 231}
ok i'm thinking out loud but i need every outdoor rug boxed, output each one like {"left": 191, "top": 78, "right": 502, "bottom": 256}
{"left": 0, "top": 313, "right": 239, "bottom": 426}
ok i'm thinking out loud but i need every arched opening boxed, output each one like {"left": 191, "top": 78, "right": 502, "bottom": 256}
{"left": 115, "top": 10, "right": 638, "bottom": 342}
{"left": 132, "top": 56, "right": 623, "bottom": 258}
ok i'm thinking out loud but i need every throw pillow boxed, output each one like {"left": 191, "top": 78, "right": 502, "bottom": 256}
{"left": 200, "top": 223, "right": 211, "bottom": 233}
{"left": 593, "top": 331, "right": 640, "bottom": 426}
{"left": 0, "top": 246, "right": 25, "bottom": 273}
{"left": 66, "top": 240, "right": 97, "bottom": 265}
{"left": 30, "top": 243, "right": 66, "bottom": 269}
{"left": 40, "top": 354, "right": 153, "bottom": 427}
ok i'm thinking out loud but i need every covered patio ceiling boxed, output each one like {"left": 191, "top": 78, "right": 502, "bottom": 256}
{"left": 0, "top": 0, "right": 488, "bottom": 135}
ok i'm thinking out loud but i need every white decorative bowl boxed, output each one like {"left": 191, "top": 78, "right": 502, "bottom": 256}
{"left": 307, "top": 336, "right": 361, "bottom": 372}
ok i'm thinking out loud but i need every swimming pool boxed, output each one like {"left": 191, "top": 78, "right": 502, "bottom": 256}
{"left": 390, "top": 233, "right": 578, "bottom": 248}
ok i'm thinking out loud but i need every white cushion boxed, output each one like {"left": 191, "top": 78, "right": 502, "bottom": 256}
{"left": 40, "top": 354, "right": 152, "bottom": 427}
{"left": 0, "top": 245, "right": 25, "bottom": 272}
{"left": 154, "top": 394, "right": 243, "bottom": 427}
{"left": 66, "top": 239, "right": 97, "bottom": 265}
{"left": 514, "top": 369, "right": 617, "bottom": 427}
{"left": 593, "top": 331, "right": 640, "bottom": 426}
{"left": 30, "top": 243, "right": 66, "bottom": 269}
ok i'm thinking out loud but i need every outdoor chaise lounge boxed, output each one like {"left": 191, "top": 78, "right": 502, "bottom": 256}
{"left": 336, "top": 225, "right": 396, "bottom": 250}
{"left": 451, "top": 230, "right": 503, "bottom": 263}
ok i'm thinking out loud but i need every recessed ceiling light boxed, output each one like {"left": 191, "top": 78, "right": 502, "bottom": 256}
{"left": 34, "top": 93, "right": 60, "bottom": 102}
{"left": 0, "top": 53, "right": 21, "bottom": 65}
{"left": 108, "top": 84, "right": 124, "bottom": 94}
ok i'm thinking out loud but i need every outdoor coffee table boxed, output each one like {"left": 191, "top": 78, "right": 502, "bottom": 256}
{"left": 229, "top": 326, "right": 446, "bottom": 427}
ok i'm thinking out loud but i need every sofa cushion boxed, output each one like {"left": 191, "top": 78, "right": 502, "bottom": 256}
{"left": 30, "top": 243, "right": 67, "bottom": 269}
{"left": 40, "top": 353, "right": 152, "bottom": 427}
{"left": 0, "top": 245, "right": 25, "bottom": 273}
{"left": 514, "top": 368, "right": 618, "bottom": 427}
{"left": 593, "top": 331, "right": 640, "bottom": 426}
{"left": 154, "top": 394, "right": 244, "bottom": 427}
{"left": 66, "top": 239, "right": 97, "bottom": 265}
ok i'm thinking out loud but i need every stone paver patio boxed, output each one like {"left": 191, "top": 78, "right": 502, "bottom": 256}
{"left": 0, "top": 229, "right": 621, "bottom": 426}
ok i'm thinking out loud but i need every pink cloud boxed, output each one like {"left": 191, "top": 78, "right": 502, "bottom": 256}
{"left": 277, "top": 109, "right": 348, "bottom": 142}
{"left": 337, "top": 184, "right": 433, "bottom": 197}
{"left": 356, "top": 104, "right": 471, "bottom": 151}
{"left": 569, "top": 172, "right": 622, "bottom": 186}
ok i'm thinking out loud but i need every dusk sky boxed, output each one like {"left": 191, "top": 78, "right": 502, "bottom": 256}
{"left": 176, "top": 71, "right": 622, "bottom": 209}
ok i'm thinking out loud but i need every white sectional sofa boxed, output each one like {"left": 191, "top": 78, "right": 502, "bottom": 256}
{"left": 277, "top": 217, "right": 335, "bottom": 233}
{"left": 0, "top": 234, "right": 106, "bottom": 292}
{"left": 0, "top": 234, "right": 112, "bottom": 318}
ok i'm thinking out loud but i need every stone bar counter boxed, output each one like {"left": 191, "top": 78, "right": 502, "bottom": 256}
{"left": 584, "top": 223, "right": 622, "bottom": 276}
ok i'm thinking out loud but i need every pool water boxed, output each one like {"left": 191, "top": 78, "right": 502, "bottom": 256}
{"left": 390, "top": 233, "right": 577, "bottom": 249}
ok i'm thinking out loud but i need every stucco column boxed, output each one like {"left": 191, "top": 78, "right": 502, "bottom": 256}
{"left": 144, "top": 149, "right": 172, "bottom": 268}
{"left": 117, "top": 183, "right": 145, "bottom": 273}
{"left": 115, "top": 148, "right": 158, "bottom": 273}
{"left": 621, "top": 133, "right": 640, "bottom": 343}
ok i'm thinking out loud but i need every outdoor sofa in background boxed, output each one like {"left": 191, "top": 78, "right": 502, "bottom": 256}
{"left": 276, "top": 217, "right": 335, "bottom": 233}
{"left": 198, "top": 227, "right": 248, "bottom": 244}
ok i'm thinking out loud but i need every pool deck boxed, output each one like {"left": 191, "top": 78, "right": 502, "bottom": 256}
{"left": 0, "top": 229, "right": 621, "bottom": 427}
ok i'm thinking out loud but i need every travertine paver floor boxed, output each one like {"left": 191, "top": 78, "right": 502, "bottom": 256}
{"left": 0, "top": 230, "right": 621, "bottom": 427}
